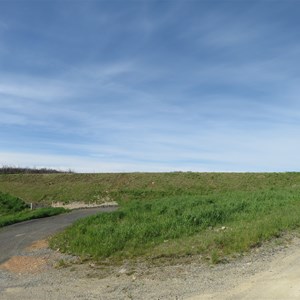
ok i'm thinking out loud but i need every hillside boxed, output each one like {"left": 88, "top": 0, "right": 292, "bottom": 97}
{"left": 0, "top": 191, "right": 66, "bottom": 227}
{"left": 1, "top": 172, "right": 300, "bottom": 263}
{"left": 0, "top": 172, "right": 300, "bottom": 204}
{"left": 0, "top": 192, "right": 29, "bottom": 216}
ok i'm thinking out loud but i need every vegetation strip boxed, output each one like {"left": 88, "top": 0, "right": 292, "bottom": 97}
{"left": 0, "top": 192, "right": 67, "bottom": 228}
{"left": 50, "top": 187, "right": 300, "bottom": 263}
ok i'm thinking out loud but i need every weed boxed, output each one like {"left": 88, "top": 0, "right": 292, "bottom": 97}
{"left": 210, "top": 250, "right": 220, "bottom": 264}
{"left": 55, "top": 259, "right": 69, "bottom": 268}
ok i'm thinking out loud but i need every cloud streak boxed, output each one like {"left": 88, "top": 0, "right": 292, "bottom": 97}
{"left": 1, "top": 1, "right": 300, "bottom": 171}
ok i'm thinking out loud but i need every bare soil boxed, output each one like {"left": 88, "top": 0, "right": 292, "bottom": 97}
{"left": 0, "top": 256, "right": 47, "bottom": 274}
{"left": 51, "top": 201, "right": 118, "bottom": 210}
{"left": 25, "top": 239, "right": 49, "bottom": 251}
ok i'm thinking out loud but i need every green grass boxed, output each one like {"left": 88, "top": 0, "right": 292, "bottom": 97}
{"left": 0, "top": 191, "right": 68, "bottom": 227}
{"left": 0, "top": 206, "right": 67, "bottom": 227}
{"left": 0, "top": 191, "right": 29, "bottom": 215}
{"left": 2, "top": 172, "right": 300, "bottom": 262}
{"left": 1, "top": 172, "right": 300, "bottom": 204}
{"left": 50, "top": 187, "right": 300, "bottom": 262}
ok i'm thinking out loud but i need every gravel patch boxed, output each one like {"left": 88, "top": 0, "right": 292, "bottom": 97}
{"left": 0, "top": 234, "right": 299, "bottom": 300}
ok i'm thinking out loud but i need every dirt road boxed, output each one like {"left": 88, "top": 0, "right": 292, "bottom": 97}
{"left": 189, "top": 237, "right": 300, "bottom": 299}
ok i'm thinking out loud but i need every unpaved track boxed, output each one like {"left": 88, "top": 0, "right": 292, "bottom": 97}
{"left": 0, "top": 210, "right": 300, "bottom": 299}
{"left": 0, "top": 207, "right": 116, "bottom": 264}
{"left": 189, "top": 237, "right": 300, "bottom": 299}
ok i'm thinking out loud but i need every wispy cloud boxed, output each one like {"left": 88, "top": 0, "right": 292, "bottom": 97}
{"left": 0, "top": 71, "right": 76, "bottom": 100}
{"left": 1, "top": 1, "right": 300, "bottom": 171}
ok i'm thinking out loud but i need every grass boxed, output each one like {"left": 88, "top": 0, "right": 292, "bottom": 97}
{"left": 2, "top": 172, "right": 300, "bottom": 262}
{"left": 50, "top": 187, "right": 300, "bottom": 263}
{"left": 0, "top": 206, "right": 67, "bottom": 227}
{"left": 1, "top": 172, "right": 300, "bottom": 204}
{"left": 0, "top": 191, "right": 68, "bottom": 227}
{"left": 0, "top": 191, "right": 29, "bottom": 214}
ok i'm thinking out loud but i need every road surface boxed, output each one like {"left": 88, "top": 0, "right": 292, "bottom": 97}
{"left": 0, "top": 207, "right": 116, "bottom": 264}
{"left": 188, "top": 237, "right": 300, "bottom": 299}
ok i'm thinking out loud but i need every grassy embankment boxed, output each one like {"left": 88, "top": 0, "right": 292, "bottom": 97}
{"left": 0, "top": 191, "right": 67, "bottom": 227}
{"left": 1, "top": 172, "right": 300, "bottom": 262}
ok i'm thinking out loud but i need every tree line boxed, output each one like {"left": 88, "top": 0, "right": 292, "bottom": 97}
{"left": 0, "top": 166, "right": 74, "bottom": 174}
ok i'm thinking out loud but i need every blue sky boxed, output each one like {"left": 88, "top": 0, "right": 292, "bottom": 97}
{"left": 1, "top": 0, "right": 300, "bottom": 172}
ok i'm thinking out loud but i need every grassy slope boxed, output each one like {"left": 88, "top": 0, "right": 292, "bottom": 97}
{"left": 1, "top": 172, "right": 300, "bottom": 203}
{"left": 2, "top": 172, "right": 300, "bottom": 261}
{"left": 0, "top": 191, "right": 67, "bottom": 227}
{"left": 0, "top": 207, "right": 67, "bottom": 227}
{"left": 50, "top": 188, "right": 300, "bottom": 263}
{"left": 0, "top": 191, "right": 29, "bottom": 215}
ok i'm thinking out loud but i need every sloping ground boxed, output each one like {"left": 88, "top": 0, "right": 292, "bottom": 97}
{"left": 0, "top": 192, "right": 28, "bottom": 216}
{"left": 1, "top": 172, "right": 300, "bottom": 204}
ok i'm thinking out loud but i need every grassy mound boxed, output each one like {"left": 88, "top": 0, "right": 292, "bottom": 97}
{"left": 0, "top": 191, "right": 29, "bottom": 215}
{"left": 50, "top": 187, "right": 300, "bottom": 262}
{"left": 0, "top": 191, "right": 67, "bottom": 227}
{"left": 0, "top": 207, "right": 67, "bottom": 227}
{"left": 1, "top": 172, "right": 300, "bottom": 204}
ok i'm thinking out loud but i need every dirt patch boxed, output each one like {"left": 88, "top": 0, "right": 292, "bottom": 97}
{"left": 51, "top": 201, "right": 118, "bottom": 210}
{"left": 25, "top": 239, "right": 49, "bottom": 251}
{"left": 0, "top": 256, "right": 47, "bottom": 274}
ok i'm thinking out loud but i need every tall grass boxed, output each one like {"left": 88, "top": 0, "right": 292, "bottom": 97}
{"left": 50, "top": 187, "right": 300, "bottom": 261}
{"left": 0, "top": 191, "right": 29, "bottom": 215}
{"left": 0, "top": 207, "right": 67, "bottom": 227}
{"left": 0, "top": 191, "right": 67, "bottom": 227}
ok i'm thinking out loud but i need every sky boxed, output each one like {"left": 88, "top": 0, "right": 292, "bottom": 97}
{"left": 1, "top": 0, "right": 300, "bottom": 173}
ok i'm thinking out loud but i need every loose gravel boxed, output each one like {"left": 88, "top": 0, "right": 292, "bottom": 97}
{"left": 0, "top": 234, "right": 299, "bottom": 300}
